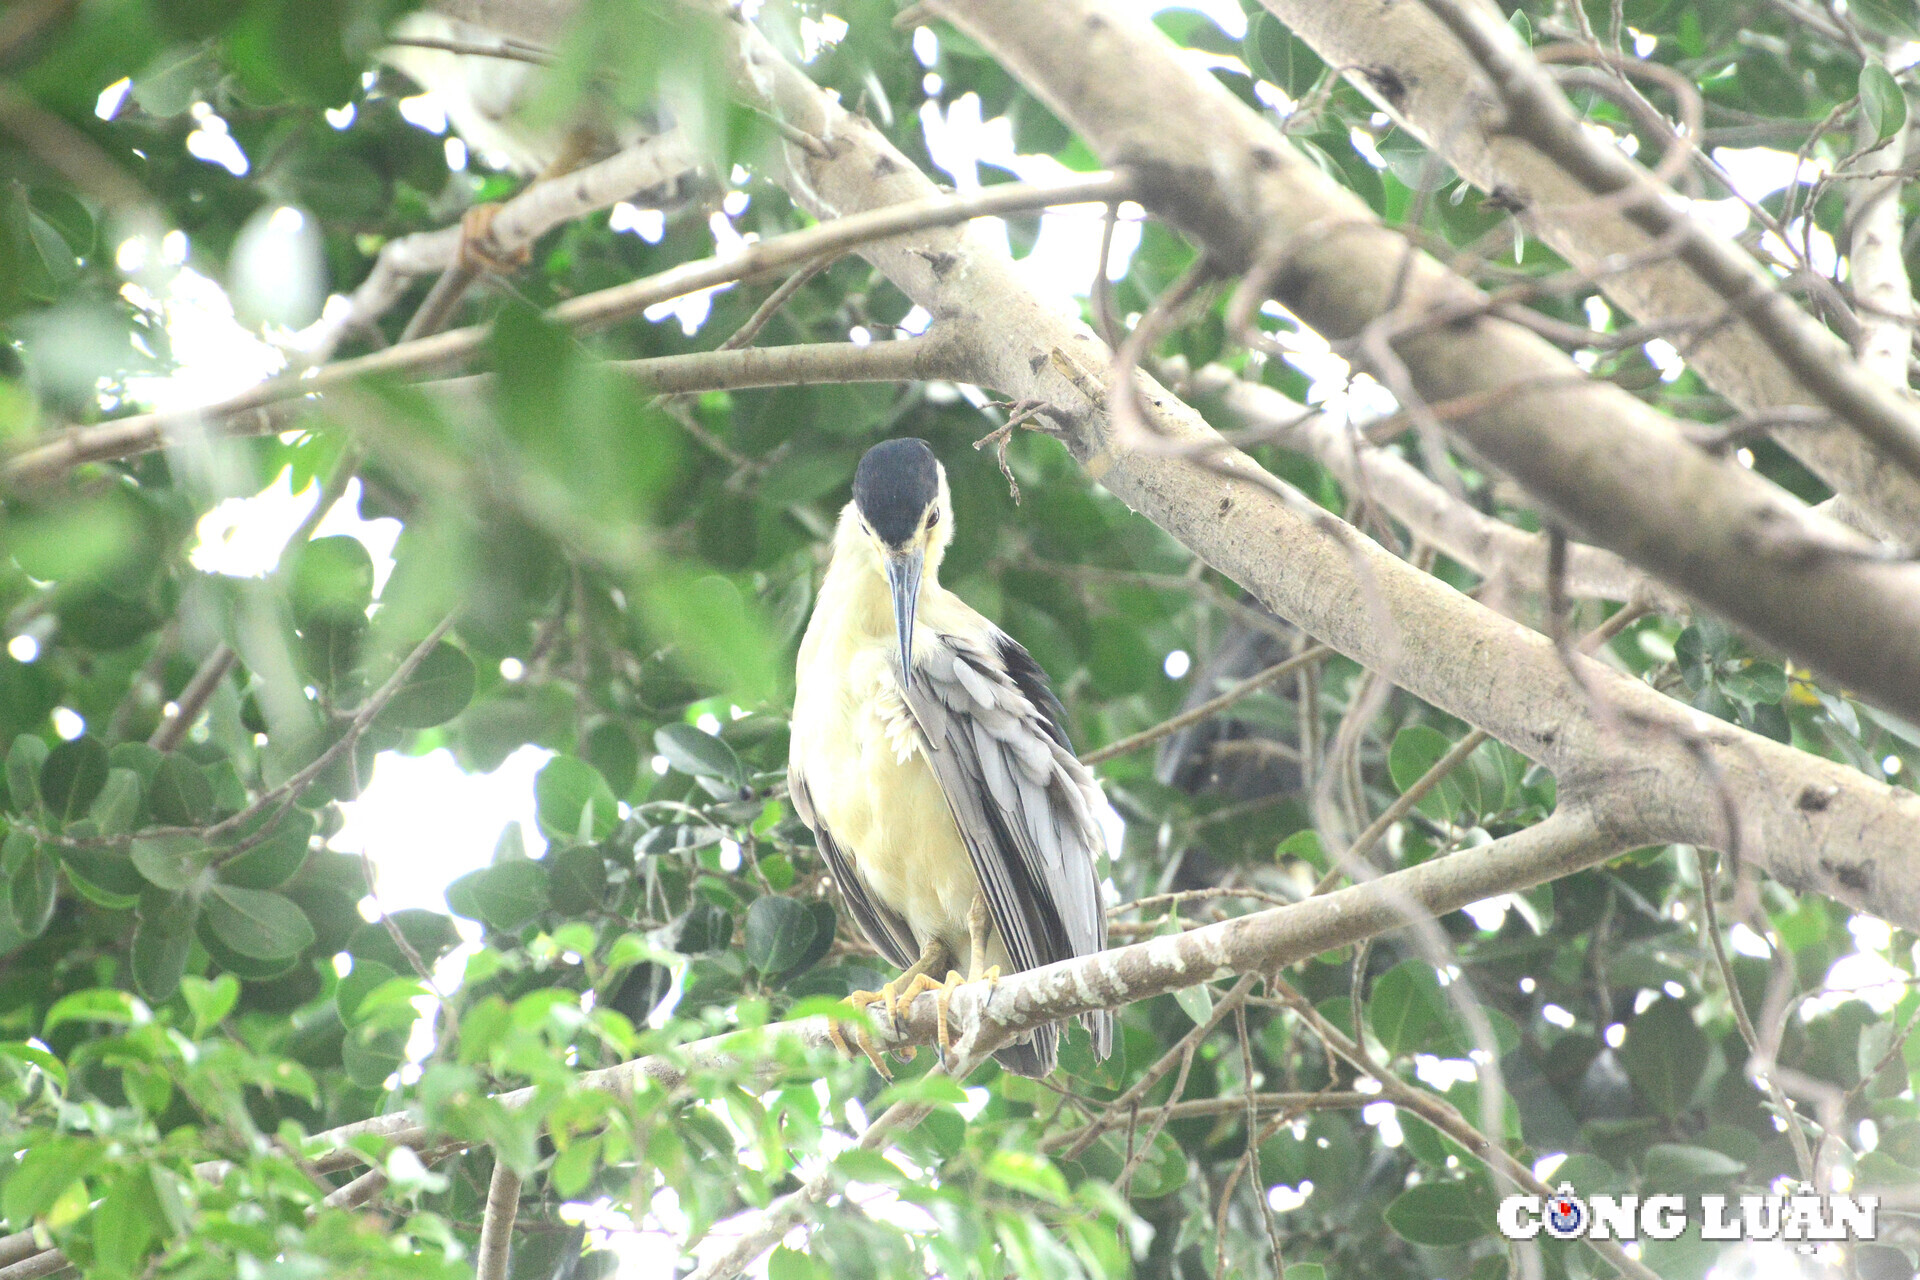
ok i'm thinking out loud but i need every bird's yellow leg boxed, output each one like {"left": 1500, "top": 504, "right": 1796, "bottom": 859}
{"left": 926, "top": 896, "right": 1005, "bottom": 1058}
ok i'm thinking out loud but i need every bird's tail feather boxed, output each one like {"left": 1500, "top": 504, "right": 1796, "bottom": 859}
{"left": 993, "top": 1024, "right": 1058, "bottom": 1077}
{"left": 1084, "top": 1008, "right": 1114, "bottom": 1060}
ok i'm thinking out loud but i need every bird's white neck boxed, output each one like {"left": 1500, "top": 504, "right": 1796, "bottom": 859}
{"left": 820, "top": 522, "right": 938, "bottom": 643}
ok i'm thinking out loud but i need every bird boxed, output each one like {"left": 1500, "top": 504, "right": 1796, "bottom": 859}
{"left": 788, "top": 438, "right": 1114, "bottom": 1077}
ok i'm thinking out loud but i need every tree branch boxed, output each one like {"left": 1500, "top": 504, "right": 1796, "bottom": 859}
{"left": 1263, "top": 0, "right": 1920, "bottom": 543}
{"left": 6, "top": 333, "right": 964, "bottom": 483}
{"left": 1190, "top": 364, "right": 1677, "bottom": 608}
{"left": 474, "top": 1158, "right": 521, "bottom": 1280}
{"left": 1844, "top": 111, "right": 1913, "bottom": 392}
{"left": 148, "top": 644, "right": 237, "bottom": 753}
{"left": 1415, "top": 0, "right": 1920, "bottom": 488}
{"left": 295, "top": 128, "right": 704, "bottom": 363}
{"left": 931, "top": 0, "right": 1920, "bottom": 745}
{"left": 1081, "top": 643, "right": 1331, "bottom": 766}
{"left": 5, "top": 174, "right": 1129, "bottom": 488}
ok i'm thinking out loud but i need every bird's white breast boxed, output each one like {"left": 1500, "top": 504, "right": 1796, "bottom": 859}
{"left": 790, "top": 564, "right": 992, "bottom": 960}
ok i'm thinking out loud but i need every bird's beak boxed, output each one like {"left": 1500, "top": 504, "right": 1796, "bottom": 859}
{"left": 884, "top": 546, "right": 924, "bottom": 692}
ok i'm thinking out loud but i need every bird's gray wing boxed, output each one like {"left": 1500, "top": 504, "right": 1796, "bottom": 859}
{"left": 788, "top": 767, "right": 918, "bottom": 973}
{"left": 903, "top": 629, "right": 1113, "bottom": 1063}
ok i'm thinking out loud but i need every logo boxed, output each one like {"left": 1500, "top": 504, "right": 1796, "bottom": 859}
{"left": 1497, "top": 1183, "right": 1879, "bottom": 1245}
{"left": 1543, "top": 1186, "right": 1585, "bottom": 1239}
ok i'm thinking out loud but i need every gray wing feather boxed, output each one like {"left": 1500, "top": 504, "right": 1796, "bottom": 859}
{"left": 904, "top": 629, "right": 1113, "bottom": 1067}
{"left": 789, "top": 768, "right": 918, "bottom": 973}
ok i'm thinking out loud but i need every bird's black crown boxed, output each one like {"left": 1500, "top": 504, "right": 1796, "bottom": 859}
{"left": 852, "top": 438, "right": 939, "bottom": 548}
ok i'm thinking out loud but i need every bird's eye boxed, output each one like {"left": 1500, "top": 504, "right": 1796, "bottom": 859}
{"left": 926, "top": 509, "right": 940, "bottom": 529}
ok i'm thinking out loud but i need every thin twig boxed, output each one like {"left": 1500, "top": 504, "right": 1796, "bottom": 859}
{"left": 1082, "top": 645, "right": 1333, "bottom": 766}
{"left": 148, "top": 645, "right": 237, "bottom": 753}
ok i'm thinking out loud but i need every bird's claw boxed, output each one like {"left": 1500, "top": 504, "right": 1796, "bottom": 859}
{"left": 835, "top": 986, "right": 898, "bottom": 1079}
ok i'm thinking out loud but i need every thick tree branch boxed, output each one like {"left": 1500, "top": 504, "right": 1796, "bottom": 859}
{"left": 3, "top": 175, "right": 1127, "bottom": 488}
{"left": 258, "top": 804, "right": 1628, "bottom": 1170}
{"left": 1413, "top": 0, "right": 1920, "bottom": 492}
{"left": 931, "top": 0, "right": 1920, "bottom": 737}
{"left": 1263, "top": 0, "right": 1920, "bottom": 545}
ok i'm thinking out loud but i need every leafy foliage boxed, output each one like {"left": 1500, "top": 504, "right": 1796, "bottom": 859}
{"left": 0, "top": 0, "right": 1915, "bottom": 1279}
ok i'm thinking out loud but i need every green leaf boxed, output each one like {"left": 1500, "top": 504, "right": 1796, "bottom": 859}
{"left": 202, "top": 883, "right": 315, "bottom": 960}
{"left": 1173, "top": 982, "right": 1213, "bottom": 1026}
{"left": 148, "top": 755, "right": 213, "bottom": 825}
{"left": 0, "top": 1041, "right": 66, "bottom": 1088}
{"left": 44, "top": 987, "right": 136, "bottom": 1034}
{"left": 1860, "top": 64, "right": 1907, "bottom": 143}
{"left": 1620, "top": 997, "right": 1708, "bottom": 1116}
{"left": 6, "top": 734, "right": 48, "bottom": 813}
{"left": 379, "top": 641, "right": 476, "bottom": 729}
{"left": 1387, "top": 724, "right": 1467, "bottom": 822}
{"left": 674, "top": 901, "right": 733, "bottom": 954}
{"left": 130, "top": 834, "right": 207, "bottom": 891}
{"left": 654, "top": 723, "right": 744, "bottom": 784}
{"left": 1125, "top": 1129, "right": 1189, "bottom": 1199}
{"left": 981, "top": 1150, "right": 1070, "bottom": 1204}
{"left": 1382, "top": 1180, "right": 1495, "bottom": 1246}
{"left": 287, "top": 534, "right": 374, "bottom": 625}
{"left": 550, "top": 1135, "right": 603, "bottom": 1198}
{"left": 768, "top": 1246, "right": 821, "bottom": 1280}
{"left": 8, "top": 844, "right": 56, "bottom": 938}
{"left": 342, "top": 1019, "right": 408, "bottom": 1089}
{"left": 547, "top": 845, "right": 608, "bottom": 915}
{"left": 2, "top": 1135, "right": 102, "bottom": 1222}
{"left": 1641, "top": 1142, "right": 1744, "bottom": 1187}
{"left": 81, "top": 772, "right": 139, "bottom": 845}
{"left": 58, "top": 843, "right": 143, "bottom": 906}
{"left": 534, "top": 755, "right": 619, "bottom": 843}
{"left": 445, "top": 859, "right": 550, "bottom": 932}
{"left": 178, "top": 973, "right": 240, "bottom": 1037}
{"left": 40, "top": 734, "right": 108, "bottom": 822}
{"left": 744, "top": 895, "right": 816, "bottom": 973}
{"left": 93, "top": 1166, "right": 168, "bottom": 1276}
{"left": 216, "top": 811, "right": 314, "bottom": 889}
{"left": 831, "top": 1148, "right": 906, "bottom": 1185}
{"left": 132, "top": 888, "right": 196, "bottom": 1003}
{"left": 346, "top": 908, "right": 460, "bottom": 970}
{"left": 335, "top": 958, "right": 398, "bottom": 1024}
{"left": 1368, "top": 961, "right": 1447, "bottom": 1058}
{"left": 1245, "top": 11, "right": 1323, "bottom": 96}
{"left": 641, "top": 571, "right": 776, "bottom": 704}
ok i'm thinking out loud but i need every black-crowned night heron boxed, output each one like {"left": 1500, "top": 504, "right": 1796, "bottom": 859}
{"left": 789, "top": 438, "right": 1114, "bottom": 1077}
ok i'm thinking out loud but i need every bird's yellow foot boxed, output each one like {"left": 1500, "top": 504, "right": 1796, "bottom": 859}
{"left": 893, "top": 971, "right": 960, "bottom": 1056}
{"left": 900, "top": 967, "right": 1005, "bottom": 1061}
{"left": 833, "top": 987, "right": 897, "bottom": 1079}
